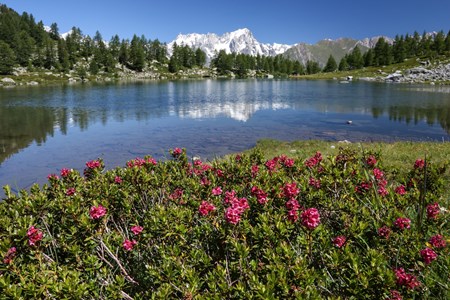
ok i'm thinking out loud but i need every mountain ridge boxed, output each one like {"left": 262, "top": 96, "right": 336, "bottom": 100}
{"left": 168, "top": 28, "right": 394, "bottom": 67}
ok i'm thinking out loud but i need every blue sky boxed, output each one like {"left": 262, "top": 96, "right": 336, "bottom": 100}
{"left": 2, "top": 0, "right": 449, "bottom": 44}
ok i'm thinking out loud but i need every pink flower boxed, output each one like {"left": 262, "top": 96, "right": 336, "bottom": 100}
{"left": 60, "top": 168, "right": 71, "bottom": 177}
{"left": 212, "top": 186, "right": 222, "bottom": 196}
{"left": 114, "top": 176, "right": 123, "bottom": 184}
{"left": 426, "top": 202, "right": 440, "bottom": 220}
{"left": 123, "top": 239, "right": 137, "bottom": 251}
{"left": 414, "top": 159, "right": 425, "bottom": 169}
{"left": 27, "top": 226, "right": 43, "bottom": 246}
{"left": 394, "top": 217, "right": 411, "bottom": 230}
{"left": 373, "top": 168, "right": 384, "bottom": 180}
{"left": 287, "top": 209, "right": 299, "bottom": 222}
{"left": 66, "top": 187, "right": 76, "bottom": 196}
{"left": 282, "top": 182, "right": 300, "bottom": 199}
{"left": 332, "top": 236, "right": 347, "bottom": 248}
{"left": 308, "top": 177, "right": 321, "bottom": 189}
{"left": 366, "top": 155, "right": 377, "bottom": 167}
{"left": 251, "top": 165, "right": 259, "bottom": 177}
{"left": 223, "top": 190, "right": 237, "bottom": 205}
{"left": 429, "top": 234, "right": 446, "bottom": 249}
{"left": 251, "top": 186, "right": 268, "bottom": 204}
{"left": 305, "top": 152, "right": 322, "bottom": 168}
{"left": 394, "top": 268, "right": 421, "bottom": 290}
{"left": 395, "top": 185, "right": 406, "bottom": 195}
{"left": 199, "top": 201, "right": 216, "bottom": 216}
{"left": 47, "top": 174, "right": 59, "bottom": 181}
{"left": 169, "top": 188, "right": 184, "bottom": 201}
{"left": 386, "top": 290, "right": 403, "bottom": 300}
{"left": 377, "top": 186, "right": 389, "bottom": 197}
{"left": 3, "top": 247, "right": 17, "bottom": 264}
{"left": 378, "top": 226, "right": 391, "bottom": 239}
{"left": 131, "top": 225, "right": 143, "bottom": 235}
{"left": 301, "top": 208, "right": 321, "bottom": 230}
{"left": 86, "top": 160, "right": 101, "bottom": 169}
{"left": 285, "top": 199, "right": 300, "bottom": 211}
{"left": 215, "top": 169, "right": 224, "bottom": 177}
{"left": 171, "top": 147, "right": 182, "bottom": 157}
{"left": 200, "top": 177, "right": 210, "bottom": 186}
{"left": 225, "top": 207, "right": 241, "bottom": 224}
{"left": 89, "top": 205, "right": 107, "bottom": 219}
{"left": 265, "top": 158, "right": 279, "bottom": 172}
{"left": 420, "top": 247, "right": 438, "bottom": 265}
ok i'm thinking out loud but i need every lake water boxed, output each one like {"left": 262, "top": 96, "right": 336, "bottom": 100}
{"left": 1, "top": 79, "right": 450, "bottom": 195}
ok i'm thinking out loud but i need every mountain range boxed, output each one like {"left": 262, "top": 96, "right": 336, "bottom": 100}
{"left": 168, "top": 28, "right": 393, "bottom": 67}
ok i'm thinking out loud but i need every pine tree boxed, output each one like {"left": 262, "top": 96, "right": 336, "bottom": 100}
{"left": 306, "top": 60, "right": 320, "bottom": 74}
{"left": 13, "top": 30, "right": 35, "bottom": 67}
{"left": 432, "top": 30, "right": 446, "bottom": 55}
{"left": 363, "top": 49, "right": 374, "bottom": 67}
{"left": 195, "top": 48, "right": 206, "bottom": 67}
{"left": 393, "top": 35, "right": 406, "bottom": 63}
{"left": 129, "top": 35, "right": 145, "bottom": 71}
{"left": 57, "top": 39, "right": 70, "bottom": 71}
{"left": 0, "top": 40, "right": 16, "bottom": 74}
{"left": 338, "top": 56, "right": 349, "bottom": 71}
{"left": 49, "top": 22, "right": 59, "bottom": 40}
{"left": 323, "top": 55, "right": 337, "bottom": 72}
{"left": 348, "top": 46, "right": 364, "bottom": 69}
{"left": 445, "top": 30, "right": 450, "bottom": 52}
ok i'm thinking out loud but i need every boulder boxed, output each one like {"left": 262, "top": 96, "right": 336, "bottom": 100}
{"left": 1, "top": 78, "right": 16, "bottom": 85}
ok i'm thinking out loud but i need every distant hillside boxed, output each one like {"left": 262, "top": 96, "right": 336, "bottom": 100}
{"left": 283, "top": 37, "right": 393, "bottom": 67}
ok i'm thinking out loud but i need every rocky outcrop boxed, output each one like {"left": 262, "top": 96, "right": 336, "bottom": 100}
{"left": 384, "top": 62, "right": 450, "bottom": 84}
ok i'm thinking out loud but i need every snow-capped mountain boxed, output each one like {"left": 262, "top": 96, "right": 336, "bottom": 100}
{"left": 167, "top": 28, "right": 293, "bottom": 62}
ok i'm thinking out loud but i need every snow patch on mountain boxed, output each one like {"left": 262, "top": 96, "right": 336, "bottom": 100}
{"left": 167, "top": 28, "right": 293, "bottom": 62}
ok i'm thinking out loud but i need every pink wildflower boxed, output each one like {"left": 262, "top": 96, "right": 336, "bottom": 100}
{"left": 378, "top": 226, "right": 391, "bottom": 239}
{"left": 395, "top": 185, "right": 406, "bottom": 195}
{"left": 251, "top": 165, "right": 259, "bottom": 177}
{"left": 373, "top": 168, "right": 384, "bottom": 180}
{"left": 60, "top": 168, "right": 71, "bottom": 177}
{"left": 251, "top": 186, "right": 268, "bottom": 204}
{"left": 377, "top": 186, "right": 389, "bottom": 197}
{"left": 429, "top": 234, "right": 446, "bottom": 249}
{"left": 131, "top": 226, "right": 143, "bottom": 235}
{"left": 199, "top": 201, "right": 216, "bottom": 216}
{"left": 200, "top": 176, "right": 211, "bottom": 186}
{"left": 386, "top": 290, "right": 403, "bottom": 300}
{"left": 89, "top": 205, "right": 107, "bottom": 219}
{"left": 86, "top": 160, "right": 101, "bottom": 169}
{"left": 66, "top": 187, "right": 76, "bottom": 196}
{"left": 394, "top": 217, "right": 411, "bottom": 230}
{"left": 420, "top": 247, "right": 438, "bottom": 265}
{"left": 332, "top": 236, "right": 347, "bottom": 248}
{"left": 27, "top": 226, "right": 43, "bottom": 246}
{"left": 123, "top": 239, "right": 137, "bottom": 251}
{"left": 114, "top": 176, "right": 123, "bottom": 184}
{"left": 308, "top": 177, "right": 321, "bottom": 189}
{"left": 171, "top": 147, "right": 182, "bottom": 157}
{"left": 215, "top": 169, "right": 224, "bottom": 177}
{"left": 366, "top": 155, "right": 377, "bottom": 167}
{"left": 169, "top": 188, "right": 184, "bottom": 201}
{"left": 282, "top": 182, "right": 300, "bottom": 199}
{"left": 305, "top": 152, "right": 322, "bottom": 168}
{"left": 47, "top": 174, "right": 59, "bottom": 181}
{"left": 285, "top": 199, "right": 301, "bottom": 211}
{"left": 414, "top": 159, "right": 425, "bottom": 169}
{"left": 426, "top": 202, "right": 440, "bottom": 220}
{"left": 3, "top": 247, "right": 17, "bottom": 264}
{"left": 394, "top": 268, "right": 421, "bottom": 290}
{"left": 212, "top": 186, "right": 222, "bottom": 196}
{"left": 287, "top": 209, "right": 299, "bottom": 222}
{"left": 301, "top": 208, "right": 321, "bottom": 230}
{"left": 225, "top": 207, "right": 241, "bottom": 224}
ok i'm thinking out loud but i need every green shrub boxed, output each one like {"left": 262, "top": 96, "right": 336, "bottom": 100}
{"left": 1, "top": 147, "right": 449, "bottom": 299}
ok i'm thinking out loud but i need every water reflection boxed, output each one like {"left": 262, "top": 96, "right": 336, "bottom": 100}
{"left": 1, "top": 80, "right": 450, "bottom": 168}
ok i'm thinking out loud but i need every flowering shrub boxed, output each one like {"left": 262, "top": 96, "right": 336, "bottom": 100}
{"left": 0, "top": 146, "right": 449, "bottom": 299}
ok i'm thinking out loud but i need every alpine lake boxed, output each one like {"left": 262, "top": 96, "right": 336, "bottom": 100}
{"left": 1, "top": 78, "right": 450, "bottom": 195}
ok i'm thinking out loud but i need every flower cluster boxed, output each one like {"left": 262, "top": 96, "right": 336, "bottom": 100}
{"left": 332, "top": 235, "right": 347, "bottom": 248}
{"left": 123, "top": 239, "right": 137, "bottom": 251}
{"left": 426, "top": 202, "right": 440, "bottom": 220}
{"left": 199, "top": 201, "right": 216, "bottom": 216}
{"left": 394, "top": 217, "right": 411, "bottom": 231}
{"left": 171, "top": 147, "right": 183, "bottom": 158}
{"left": 394, "top": 268, "right": 421, "bottom": 290}
{"left": 414, "top": 159, "right": 425, "bottom": 169}
{"left": 308, "top": 177, "right": 321, "bottom": 189}
{"left": 86, "top": 160, "right": 102, "bottom": 169}
{"left": 3, "top": 247, "right": 17, "bottom": 264}
{"left": 394, "top": 185, "right": 406, "bottom": 195}
{"left": 251, "top": 186, "right": 268, "bottom": 205}
{"left": 89, "top": 205, "right": 107, "bottom": 219}
{"left": 304, "top": 151, "right": 322, "bottom": 168}
{"left": 420, "top": 247, "right": 438, "bottom": 265}
{"left": 282, "top": 182, "right": 300, "bottom": 199}
{"left": 223, "top": 191, "right": 249, "bottom": 224}
{"left": 301, "top": 208, "right": 321, "bottom": 230}
{"left": 366, "top": 155, "right": 377, "bottom": 167}
{"left": 386, "top": 290, "right": 403, "bottom": 300}
{"left": 27, "top": 226, "right": 43, "bottom": 246}
{"left": 429, "top": 234, "right": 446, "bottom": 248}
{"left": 378, "top": 226, "right": 391, "bottom": 239}
{"left": 126, "top": 157, "right": 157, "bottom": 168}
{"left": 131, "top": 225, "right": 143, "bottom": 235}
{"left": 60, "top": 168, "right": 72, "bottom": 177}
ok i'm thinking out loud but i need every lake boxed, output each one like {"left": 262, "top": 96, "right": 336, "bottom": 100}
{"left": 1, "top": 79, "right": 450, "bottom": 195}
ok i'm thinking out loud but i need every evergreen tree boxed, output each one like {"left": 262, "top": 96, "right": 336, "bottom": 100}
{"left": 363, "top": 49, "right": 374, "bottom": 67}
{"left": 13, "top": 31, "right": 35, "bottom": 67}
{"left": 347, "top": 46, "right": 364, "bottom": 69}
{"left": 445, "top": 30, "right": 450, "bottom": 52}
{"left": 338, "top": 56, "right": 349, "bottom": 71}
{"left": 57, "top": 39, "right": 70, "bottom": 72}
{"left": 109, "top": 35, "right": 121, "bottom": 60}
{"left": 129, "top": 35, "right": 145, "bottom": 71}
{"left": 119, "top": 39, "right": 129, "bottom": 66}
{"left": 393, "top": 35, "right": 406, "bottom": 63}
{"left": 195, "top": 48, "right": 206, "bottom": 67}
{"left": 49, "top": 22, "right": 59, "bottom": 40}
{"left": 306, "top": 60, "right": 320, "bottom": 74}
{"left": 292, "top": 61, "right": 305, "bottom": 75}
{"left": 432, "top": 30, "right": 446, "bottom": 55}
{"left": 0, "top": 40, "right": 16, "bottom": 74}
{"left": 323, "top": 55, "right": 337, "bottom": 72}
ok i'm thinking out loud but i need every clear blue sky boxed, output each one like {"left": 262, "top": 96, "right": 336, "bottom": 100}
{"left": 2, "top": 0, "right": 449, "bottom": 44}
